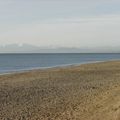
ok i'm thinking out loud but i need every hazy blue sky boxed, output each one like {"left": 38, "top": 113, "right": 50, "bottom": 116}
{"left": 0, "top": 0, "right": 120, "bottom": 48}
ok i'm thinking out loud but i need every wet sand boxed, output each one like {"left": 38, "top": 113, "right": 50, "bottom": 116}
{"left": 0, "top": 61, "right": 120, "bottom": 120}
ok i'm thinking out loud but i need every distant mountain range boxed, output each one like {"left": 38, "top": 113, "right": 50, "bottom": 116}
{"left": 0, "top": 44, "right": 120, "bottom": 53}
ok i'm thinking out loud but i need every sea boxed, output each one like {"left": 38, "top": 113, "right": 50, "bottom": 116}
{"left": 0, "top": 53, "right": 120, "bottom": 74}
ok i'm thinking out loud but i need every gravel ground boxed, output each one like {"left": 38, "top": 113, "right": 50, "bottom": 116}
{"left": 0, "top": 61, "right": 120, "bottom": 120}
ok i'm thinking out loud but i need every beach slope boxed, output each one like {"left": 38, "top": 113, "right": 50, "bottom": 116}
{"left": 0, "top": 61, "right": 120, "bottom": 119}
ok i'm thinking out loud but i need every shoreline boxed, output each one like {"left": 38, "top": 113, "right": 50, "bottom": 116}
{"left": 0, "top": 60, "right": 120, "bottom": 119}
{"left": 0, "top": 60, "right": 105, "bottom": 76}
{"left": 0, "top": 59, "right": 119, "bottom": 76}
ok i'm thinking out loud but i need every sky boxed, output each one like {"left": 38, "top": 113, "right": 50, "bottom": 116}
{"left": 0, "top": 0, "right": 120, "bottom": 48}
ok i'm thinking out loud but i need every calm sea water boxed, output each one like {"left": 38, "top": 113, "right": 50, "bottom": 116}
{"left": 0, "top": 53, "right": 120, "bottom": 73}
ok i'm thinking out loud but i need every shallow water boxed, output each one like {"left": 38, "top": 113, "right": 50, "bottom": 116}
{"left": 0, "top": 53, "right": 120, "bottom": 73}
